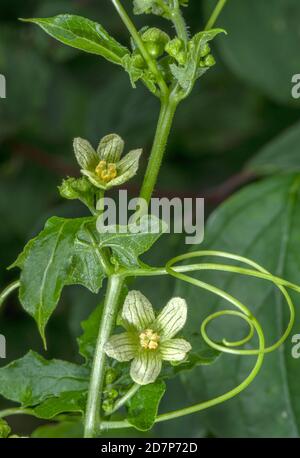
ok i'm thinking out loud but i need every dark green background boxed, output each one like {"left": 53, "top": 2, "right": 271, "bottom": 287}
{"left": 1, "top": 0, "right": 300, "bottom": 437}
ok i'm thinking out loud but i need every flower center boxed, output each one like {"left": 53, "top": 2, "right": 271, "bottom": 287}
{"left": 139, "top": 329, "right": 160, "bottom": 350}
{"left": 95, "top": 160, "right": 117, "bottom": 183}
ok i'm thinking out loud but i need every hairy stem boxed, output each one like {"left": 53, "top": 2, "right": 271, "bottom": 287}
{"left": 84, "top": 275, "right": 124, "bottom": 438}
{"left": 171, "top": 5, "right": 189, "bottom": 42}
{"left": 157, "top": 0, "right": 189, "bottom": 42}
{"left": 205, "top": 0, "right": 227, "bottom": 30}
{"left": 139, "top": 98, "right": 178, "bottom": 204}
{"left": 105, "top": 383, "right": 140, "bottom": 416}
{"left": 110, "top": 0, "right": 168, "bottom": 98}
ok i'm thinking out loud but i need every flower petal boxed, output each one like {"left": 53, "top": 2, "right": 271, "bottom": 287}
{"left": 130, "top": 351, "right": 162, "bottom": 385}
{"left": 122, "top": 290, "right": 155, "bottom": 332}
{"left": 154, "top": 297, "right": 188, "bottom": 340}
{"left": 81, "top": 170, "right": 107, "bottom": 190}
{"left": 73, "top": 138, "right": 98, "bottom": 170}
{"left": 107, "top": 149, "right": 142, "bottom": 189}
{"left": 97, "top": 134, "right": 124, "bottom": 163}
{"left": 117, "top": 149, "right": 142, "bottom": 175}
{"left": 104, "top": 332, "right": 137, "bottom": 362}
{"left": 160, "top": 338, "right": 191, "bottom": 361}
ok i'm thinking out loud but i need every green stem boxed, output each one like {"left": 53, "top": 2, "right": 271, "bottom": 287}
{"left": 205, "top": 0, "right": 228, "bottom": 30}
{"left": 110, "top": 0, "right": 168, "bottom": 98}
{"left": 171, "top": 5, "right": 189, "bottom": 42}
{"left": 84, "top": 274, "right": 124, "bottom": 438}
{"left": 105, "top": 383, "right": 140, "bottom": 416}
{"left": 0, "top": 280, "right": 20, "bottom": 309}
{"left": 139, "top": 98, "right": 178, "bottom": 204}
{"left": 157, "top": 0, "right": 189, "bottom": 42}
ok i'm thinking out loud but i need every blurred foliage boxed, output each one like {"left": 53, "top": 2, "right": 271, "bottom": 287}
{"left": 0, "top": 0, "right": 300, "bottom": 438}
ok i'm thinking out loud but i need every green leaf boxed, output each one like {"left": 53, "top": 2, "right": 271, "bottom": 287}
{"left": 127, "top": 380, "right": 166, "bottom": 431}
{"left": 78, "top": 286, "right": 128, "bottom": 363}
{"left": 77, "top": 303, "right": 103, "bottom": 362}
{"left": 161, "top": 333, "right": 220, "bottom": 379}
{"left": 177, "top": 174, "right": 300, "bottom": 437}
{"left": 171, "top": 29, "right": 225, "bottom": 97}
{"left": 32, "top": 421, "right": 83, "bottom": 438}
{"left": 67, "top": 223, "right": 107, "bottom": 295}
{"left": 0, "top": 351, "right": 89, "bottom": 407}
{"left": 122, "top": 54, "right": 157, "bottom": 94}
{"left": 33, "top": 391, "right": 87, "bottom": 419}
{"left": 133, "top": 0, "right": 164, "bottom": 16}
{"left": 133, "top": 0, "right": 188, "bottom": 17}
{"left": 204, "top": 0, "right": 300, "bottom": 105}
{"left": 82, "top": 214, "right": 167, "bottom": 268}
{"left": 22, "top": 15, "right": 129, "bottom": 65}
{"left": 0, "top": 419, "right": 11, "bottom": 438}
{"left": 248, "top": 121, "right": 300, "bottom": 175}
{"left": 11, "top": 216, "right": 106, "bottom": 343}
{"left": 12, "top": 214, "right": 164, "bottom": 342}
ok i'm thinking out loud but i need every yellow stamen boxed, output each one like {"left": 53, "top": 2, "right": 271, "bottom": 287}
{"left": 139, "top": 329, "right": 160, "bottom": 350}
{"left": 95, "top": 160, "right": 117, "bottom": 183}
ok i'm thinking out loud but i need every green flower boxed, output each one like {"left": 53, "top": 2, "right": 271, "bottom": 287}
{"left": 73, "top": 134, "right": 142, "bottom": 190}
{"left": 104, "top": 291, "right": 191, "bottom": 385}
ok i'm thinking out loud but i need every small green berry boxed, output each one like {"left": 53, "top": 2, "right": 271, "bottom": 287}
{"left": 199, "top": 43, "right": 211, "bottom": 58}
{"left": 142, "top": 28, "right": 170, "bottom": 59}
{"left": 165, "top": 38, "right": 184, "bottom": 57}
{"left": 203, "top": 54, "right": 216, "bottom": 67}
{"left": 105, "top": 368, "right": 118, "bottom": 385}
{"left": 177, "top": 51, "right": 187, "bottom": 66}
{"left": 107, "top": 388, "right": 119, "bottom": 400}
{"left": 145, "top": 42, "right": 162, "bottom": 59}
{"left": 102, "top": 399, "right": 113, "bottom": 413}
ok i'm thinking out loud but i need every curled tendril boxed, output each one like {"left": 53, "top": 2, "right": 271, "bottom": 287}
{"left": 0, "top": 281, "right": 20, "bottom": 310}
{"left": 151, "top": 250, "right": 300, "bottom": 423}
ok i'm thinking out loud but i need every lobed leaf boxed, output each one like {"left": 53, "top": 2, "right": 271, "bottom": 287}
{"left": 11, "top": 216, "right": 105, "bottom": 344}
{"left": 0, "top": 351, "right": 89, "bottom": 407}
{"left": 86, "top": 214, "right": 168, "bottom": 268}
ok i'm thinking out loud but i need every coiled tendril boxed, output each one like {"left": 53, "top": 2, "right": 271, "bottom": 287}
{"left": 152, "top": 250, "right": 300, "bottom": 423}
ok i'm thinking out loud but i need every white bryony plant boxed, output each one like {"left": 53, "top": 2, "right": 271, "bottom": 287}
{"left": 104, "top": 290, "right": 192, "bottom": 385}
{"left": 73, "top": 133, "right": 142, "bottom": 190}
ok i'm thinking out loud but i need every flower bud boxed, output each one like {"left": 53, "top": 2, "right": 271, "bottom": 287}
{"left": 165, "top": 38, "right": 187, "bottom": 65}
{"left": 165, "top": 37, "right": 183, "bottom": 57}
{"left": 102, "top": 399, "right": 113, "bottom": 413}
{"left": 107, "top": 388, "right": 119, "bottom": 400}
{"left": 199, "top": 54, "right": 216, "bottom": 68}
{"left": 199, "top": 43, "right": 211, "bottom": 58}
{"left": 142, "top": 27, "right": 170, "bottom": 58}
{"left": 58, "top": 177, "right": 92, "bottom": 200}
